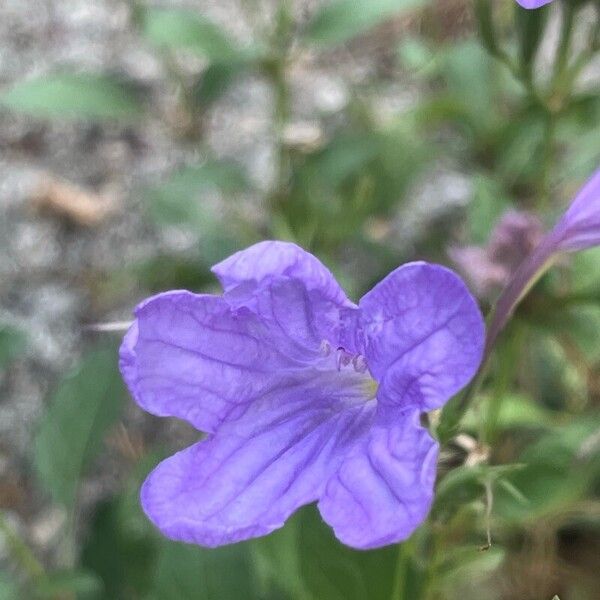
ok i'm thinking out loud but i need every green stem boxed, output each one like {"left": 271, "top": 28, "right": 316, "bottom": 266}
{"left": 483, "top": 326, "right": 522, "bottom": 445}
{"left": 0, "top": 511, "right": 46, "bottom": 581}
{"left": 553, "top": 0, "right": 575, "bottom": 81}
{"left": 390, "top": 541, "right": 411, "bottom": 600}
{"left": 538, "top": 112, "right": 556, "bottom": 209}
{"left": 265, "top": 1, "right": 293, "bottom": 229}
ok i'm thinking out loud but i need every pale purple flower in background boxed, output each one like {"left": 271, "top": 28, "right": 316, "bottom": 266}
{"left": 487, "top": 168, "right": 600, "bottom": 353}
{"left": 120, "top": 242, "right": 484, "bottom": 549}
{"left": 450, "top": 210, "right": 544, "bottom": 298}
{"left": 516, "top": 0, "right": 554, "bottom": 8}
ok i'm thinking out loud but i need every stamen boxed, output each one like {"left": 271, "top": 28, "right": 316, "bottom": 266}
{"left": 352, "top": 354, "right": 367, "bottom": 373}
{"left": 319, "top": 339, "right": 332, "bottom": 356}
{"left": 336, "top": 347, "right": 352, "bottom": 371}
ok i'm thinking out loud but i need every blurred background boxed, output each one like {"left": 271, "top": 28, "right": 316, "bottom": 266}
{"left": 0, "top": 0, "right": 599, "bottom": 598}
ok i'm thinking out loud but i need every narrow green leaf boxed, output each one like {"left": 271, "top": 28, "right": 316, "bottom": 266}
{"left": 191, "top": 62, "right": 245, "bottom": 108}
{"left": 462, "top": 393, "right": 554, "bottom": 432}
{"left": 436, "top": 546, "right": 505, "bottom": 587}
{"left": 34, "top": 348, "right": 126, "bottom": 508}
{"left": 474, "top": 0, "right": 500, "bottom": 57}
{"left": 142, "top": 8, "right": 240, "bottom": 61}
{"left": 434, "top": 464, "right": 525, "bottom": 517}
{"left": 515, "top": 2, "right": 550, "bottom": 78}
{"left": 497, "top": 478, "right": 529, "bottom": 506}
{"left": 0, "top": 73, "right": 142, "bottom": 120}
{"left": 305, "top": 0, "right": 427, "bottom": 47}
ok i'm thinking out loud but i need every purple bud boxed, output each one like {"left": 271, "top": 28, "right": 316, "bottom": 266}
{"left": 487, "top": 169, "right": 600, "bottom": 354}
{"left": 549, "top": 170, "right": 600, "bottom": 252}
{"left": 450, "top": 210, "right": 544, "bottom": 298}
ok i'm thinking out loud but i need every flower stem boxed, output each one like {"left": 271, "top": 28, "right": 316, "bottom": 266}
{"left": 264, "top": 1, "right": 293, "bottom": 230}
{"left": 390, "top": 541, "right": 410, "bottom": 600}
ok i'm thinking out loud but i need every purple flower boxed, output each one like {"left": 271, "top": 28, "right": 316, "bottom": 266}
{"left": 450, "top": 210, "right": 545, "bottom": 298}
{"left": 487, "top": 168, "right": 600, "bottom": 353}
{"left": 120, "top": 242, "right": 484, "bottom": 549}
{"left": 515, "top": 0, "right": 554, "bottom": 8}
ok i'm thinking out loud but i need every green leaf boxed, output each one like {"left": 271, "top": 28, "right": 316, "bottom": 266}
{"left": 462, "top": 393, "right": 555, "bottom": 432}
{"left": 141, "top": 8, "right": 241, "bottom": 61}
{"left": 494, "top": 418, "right": 600, "bottom": 522}
{"left": 439, "top": 40, "right": 497, "bottom": 135}
{"left": 132, "top": 254, "right": 215, "bottom": 293}
{"left": 299, "top": 507, "right": 403, "bottom": 600}
{"left": 251, "top": 516, "right": 312, "bottom": 600}
{"left": 34, "top": 348, "right": 126, "bottom": 508}
{"left": 191, "top": 61, "right": 245, "bottom": 109}
{"left": 305, "top": 134, "right": 381, "bottom": 188}
{"left": 467, "top": 175, "right": 511, "bottom": 244}
{"left": 0, "top": 324, "right": 26, "bottom": 371}
{"left": 0, "top": 73, "right": 142, "bottom": 120}
{"left": 435, "top": 545, "right": 505, "bottom": 589}
{"left": 80, "top": 454, "right": 167, "bottom": 599}
{"left": 434, "top": 464, "right": 525, "bottom": 518}
{"left": 146, "top": 160, "right": 250, "bottom": 229}
{"left": 305, "top": 0, "right": 427, "bottom": 47}
{"left": 497, "top": 111, "right": 546, "bottom": 182}
{"left": 151, "top": 541, "right": 259, "bottom": 600}
{"left": 34, "top": 570, "right": 103, "bottom": 599}
{"left": 250, "top": 508, "right": 409, "bottom": 600}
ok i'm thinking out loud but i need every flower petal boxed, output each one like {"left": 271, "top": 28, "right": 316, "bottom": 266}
{"left": 141, "top": 381, "right": 375, "bottom": 546}
{"left": 211, "top": 241, "right": 353, "bottom": 308}
{"left": 551, "top": 168, "right": 600, "bottom": 252}
{"left": 120, "top": 287, "right": 329, "bottom": 433}
{"left": 318, "top": 410, "right": 437, "bottom": 549}
{"left": 515, "top": 0, "right": 553, "bottom": 8}
{"left": 359, "top": 262, "right": 484, "bottom": 411}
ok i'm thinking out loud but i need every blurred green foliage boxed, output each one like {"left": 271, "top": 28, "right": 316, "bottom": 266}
{"left": 1, "top": 0, "right": 599, "bottom": 599}
{"left": 0, "top": 74, "right": 143, "bottom": 120}
{"left": 34, "top": 348, "right": 126, "bottom": 509}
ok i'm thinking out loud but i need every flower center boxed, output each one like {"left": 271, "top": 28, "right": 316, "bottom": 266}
{"left": 319, "top": 340, "right": 378, "bottom": 401}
